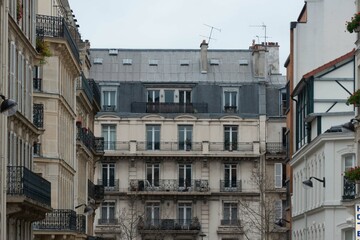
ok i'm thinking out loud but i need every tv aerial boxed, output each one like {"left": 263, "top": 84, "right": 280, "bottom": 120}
{"left": 250, "top": 23, "right": 270, "bottom": 49}
{"left": 201, "top": 24, "right": 221, "bottom": 45}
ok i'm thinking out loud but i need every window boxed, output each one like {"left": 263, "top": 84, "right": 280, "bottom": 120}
{"left": 178, "top": 164, "right": 192, "bottom": 189}
{"left": 223, "top": 203, "right": 238, "bottom": 225}
{"left": 296, "top": 80, "right": 313, "bottom": 150}
{"left": 146, "top": 202, "right": 160, "bottom": 226}
{"left": 122, "top": 59, "right": 132, "bottom": 65}
{"left": 146, "top": 163, "right": 160, "bottom": 187}
{"left": 109, "top": 49, "right": 118, "bottom": 55}
{"left": 102, "top": 90, "right": 116, "bottom": 111}
{"left": 274, "top": 163, "right": 283, "bottom": 188}
{"left": 178, "top": 125, "right": 192, "bottom": 150}
{"left": 102, "top": 125, "right": 116, "bottom": 150}
{"left": 102, "top": 163, "right": 115, "bottom": 188}
{"left": 146, "top": 125, "right": 160, "bottom": 150}
{"left": 224, "top": 164, "right": 237, "bottom": 188}
{"left": 344, "top": 228, "right": 355, "bottom": 240}
{"left": 178, "top": 203, "right": 192, "bottom": 226}
{"left": 343, "top": 154, "right": 356, "bottom": 199}
{"left": 93, "top": 58, "right": 103, "bottom": 64}
{"left": 164, "top": 90, "right": 175, "bottom": 103}
{"left": 280, "top": 87, "right": 287, "bottom": 115}
{"left": 223, "top": 90, "right": 238, "bottom": 112}
{"left": 33, "top": 65, "right": 42, "bottom": 91}
{"left": 147, "top": 90, "right": 160, "bottom": 103}
{"left": 274, "top": 200, "right": 283, "bottom": 221}
{"left": 224, "top": 126, "right": 238, "bottom": 150}
{"left": 101, "top": 202, "right": 115, "bottom": 222}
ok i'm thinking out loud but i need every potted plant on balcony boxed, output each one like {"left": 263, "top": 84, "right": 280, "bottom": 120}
{"left": 344, "top": 166, "right": 360, "bottom": 183}
{"left": 17, "top": 0, "right": 23, "bottom": 23}
{"left": 346, "top": 12, "right": 360, "bottom": 33}
{"left": 36, "top": 37, "right": 52, "bottom": 64}
{"left": 346, "top": 89, "right": 360, "bottom": 106}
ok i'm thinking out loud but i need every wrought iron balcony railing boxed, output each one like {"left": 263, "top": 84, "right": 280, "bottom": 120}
{"left": 36, "top": 14, "right": 80, "bottom": 63}
{"left": 94, "top": 137, "right": 105, "bottom": 153}
{"left": 343, "top": 177, "right": 356, "bottom": 200}
{"left": 131, "top": 102, "right": 208, "bottom": 114}
{"left": 266, "top": 142, "right": 286, "bottom": 154}
{"left": 33, "top": 209, "right": 77, "bottom": 231}
{"left": 7, "top": 166, "right": 51, "bottom": 206}
{"left": 220, "top": 180, "right": 242, "bottom": 192}
{"left": 76, "top": 214, "right": 86, "bottom": 233}
{"left": 77, "top": 73, "right": 93, "bottom": 103}
{"left": 97, "top": 179, "right": 120, "bottom": 192}
{"left": 33, "top": 103, "right": 44, "bottom": 128}
{"left": 129, "top": 179, "right": 209, "bottom": 192}
{"left": 102, "top": 105, "right": 116, "bottom": 112}
{"left": 221, "top": 219, "right": 240, "bottom": 226}
{"left": 88, "top": 179, "right": 104, "bottom": 201}
{"left": 89, "top": 79, "right": 101, "bottom": 108}
{"left": 138, "top": 218, "right": 201, "bottom": 231}
{"left": 98, "top": 218, "right": 118, "bottom": 225}
{"left": 210, "top": 142, "right": 253, "bottom": 152}
{"left": 76, "top": 126, "right": 104, "bottom": 154}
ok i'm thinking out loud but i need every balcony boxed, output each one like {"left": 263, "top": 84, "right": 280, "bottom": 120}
{"left": 224, "top": 106, "right": 237, "bottom": 113}
{"left": 103, "top": 105, "right": 115, "bottom": 112}
{"left": 220, "top": 219, "right": 240, "bottom": 226}
{"left": 76, "top": 125, "right": 104, "bottom": 154}
{"left": 77, "top": 73, "right": 93, "bottom": 104}
{"left": 138, "top": 218, "right": 201, "bottom": 232}
{"left": 220, "top": 180, "right": 242, "bottom": 192}
{"left": 33, "top": 209, "right": 77, "bottom": 231}
{"left": 33, "top": 103, "right": 44, "bottom": 128}
{"left": 36, "top": 14, "right": 80, "bottom": 63}
{"left": 76, "top": 214, "right": 86, "bottom": 234}
{"left": 343, "top": 178, "right": 356, "bottom": 200}
{"left": 97, "top": 179, "right": 120, "bottom": 192}
{"left": 266, "top": 142, "right": 286, "bottom": 154}
{"left": 98, "top": 218, "right": 118, "bottom": 225}
{"left": 129, "top": 179, "right": 209, "bottom": 192}
{"left": 131, "top": 102, "right": 208, "bottom": 114}
{"left": 7, "top": 166, "right": 51, "bottom": 206}
{"left": 89, "top": 79, "right": 101, "bottom": 108}
{"left": 88, "top": 180, "right": 105, "bottom": 202}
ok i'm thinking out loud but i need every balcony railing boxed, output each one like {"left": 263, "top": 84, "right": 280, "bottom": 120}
{"left": 343, "top": 178, "right": 356, "bottom": 200}
{"left": 102, "top": 105, "right": 116, "bottom": 112}
{"left": 210, "top": 142, "right": 253, "bottom": 152}
{"left": 138, "top": 218, "right": 201, "bottom": 231}
{"left": 33, "top": 103, "right": 44, "bottom": 128}
{"left": 88, "top": 180, "right": 104, "bottom": 201}
{"left": 77, "top": 73, "right": 93, "bottom": 103}
{"left": 220, "top": 180, "right": 242, "bottom": 192}
{"left": 97, "top": 179, "right": 120, "bottom": 192}
{"left": 98, "top": 218, "right": 118, "bottom": 225}
{"left": 77, "top": 214, "right": 86, "bottom": 233}
{"left": 220, "top": 219, "right": 240, "bottom": 226}
{"left": 33, "top": 209, "right": 77, "bottom": 231}
{"left": 77, "top": 126, "right": 104, "bottom": 154}
{"left": 7, "top": 166, "right": 51, "bottom": 206}
{"left": 129, "top": 179, "right": 209, "bottom": 192}
{"left": 266, "top": 142, "right": 286, "bottom": 154}
{"left": 94, "top": 137, "right": 105, "bottom": 153}
{"left": 89, "top": 79, "right": 101, "bottom": 108}
{"left": 131, "top": 102, "right": 208, "bottom": 114}
{"left": 36, "top": 14, "right": 80, "bottom": 63}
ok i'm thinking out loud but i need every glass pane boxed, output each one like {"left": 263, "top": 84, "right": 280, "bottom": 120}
{"left": 154, "top": 128, "right": 160, "bottom": 150}
{"left": 109, "top": 206, "right": 115, "bottom": 219}
{"left": 223, "top": 204, "right": 230, "bottom": 220}
{"left": 101, "top": 206, "right": 107, "bottom": 219}
{"left": 225, "top": 92, "right": 230, "bottom": 106}
{"left": 102, "top": 165, "right": 108, "bottom": 186}
{"left": 179, "top": 165, "right": 184, "bottom": 187}
{"left": 186, "top": 165, "right": 192, "bottom": 186}
{"left": 109, "top": 167, "right": 115, "bottom": 186}
{"left": 165, "top": 90, "right": 174, "bottom": 103}
{"left": 231, "top": 204, "right": 237, "bottom": 220}
{"left": 154, "top": 165, "right": 159, "bottom": 186}
{"left": 231, "top": 92, "right": 237, "bottom": 106}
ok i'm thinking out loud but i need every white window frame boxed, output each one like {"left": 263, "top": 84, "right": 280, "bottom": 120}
{"left": 223, "top": 88, "right": 238, "bottom": 110}
{"left": 178, "top": 203, "right": 192, "bottom": 226}
{"left": 101, "top": 201, "right": 115, "bottom": 220}
{"left": 101, "top": 87, "right": 117, "bottom": 110}
{"left": 102, "top": 124, "right": 116, "bottom": 150}
{"left": 274, "top": 163, "right": 283, "bottom": 188}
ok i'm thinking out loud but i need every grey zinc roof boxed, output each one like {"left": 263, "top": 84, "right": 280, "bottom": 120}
{"left": 89, "top": 48, "right": 263, "bottom": 84}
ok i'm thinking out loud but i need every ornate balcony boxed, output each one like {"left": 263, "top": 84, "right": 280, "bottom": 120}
{"left": 131, "top": 102, "right": 208, "bottom": 114}
{"left": 88, "top": 180, "right": 104, "bottom": 202}
{"left": 33, "top": 209, "right": 77, "bottom": 231}
{"left": 97, "top": 179, "right": 120, "bottom": 192}
{"left": 33, "top": 103, "right": 44, "bottom": 128}
{"left": 138, "top": 218, "right": 201, "bottom": 233}
{"left": 129, "top": 179, "right": 209, "bottom": 192}
{"left": 220, "top": 180, "right": 242, "bottom": 192}
{"left": 343, "top": 178, "right": 355, "bottom": 200}
{"left": 7, "top": 166, "right": 51, "bottom": 206}
{"left": 76, "top": 214, "right": 86, "bottom": 234}
{"left": 266, "top": 142, "right": 286, "bottom": 154}
{"left": 76, "top": 125, "right": 104, "bottom": 154}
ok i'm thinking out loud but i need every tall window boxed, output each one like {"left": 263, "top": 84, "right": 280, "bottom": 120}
{"left": 223, "top": 203, "right": 238, "bottom": 225}
{"left": 164, "top": 90, "right": 175, "bottom": 103}
{"left": 224, "top": 164, "right": 237, "bottom": 188}
{"left": 102, "top": 163, "right": 115, "bottom": 188}
{"left": 146, "top": 163, "right": 160, "bottom": 187}
{"left": 179, "top": 90, "right": 191, "bottom": 104}
{"left": 280, "top": 87, "right": 287, "bottom": 115}
{"left": 274, "top": 163, "right": 283, "bottom": 188}
{"left": 147, "top": 90, "right": 160, "bottom": 103}
{"left": 178, "top": 164, "right": 192, "bottom": 189}
{"left": 224, "top": 126, "right": 238, "bottom": 150}
{"left": 146, "top": 125, "right": 160, "bottom": 150}
{"left": 145, "top": 202, "right": 160, "bottom": 226}
{"left": 101, "top": 202, "right": 115, "bottom": 221}
{"left": 344, "top": 228, "right": 355, "bottom": 240}
{"left": 178, "top": 125, "right": 192, "bottom": 150}
{"left": 343, "top": 154, "right": 355, "bottom": 199}
{"left": 178, "top": 203, "right": 192, "bottom": 226}
{"left": 102, "top": 90, "right": 116, "bottom": 111}
{"left": 223, "top": 89, "right": 238, "bottom": 112}
{"left": 102, "top": 125, "right": 116, "bottom": 150}
{"left": 296, "top": 80, "right": 313, "bottom": 150}
{"left": 274, "top": 200, "right": 283, "bottom": 221}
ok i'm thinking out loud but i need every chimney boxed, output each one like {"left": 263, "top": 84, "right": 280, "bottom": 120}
{"left": 200, "top": 40, "right": 208, "bottom": 74}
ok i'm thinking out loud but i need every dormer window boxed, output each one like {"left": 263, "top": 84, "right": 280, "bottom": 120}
{"left": 109, "top": 49, "right": 118, "bottom": 55}
{"left": 149, "top": 60, "right": 158, "bottom": 66}
{"left": 210, "top": 59, "right": 220, "bottom": 65}
{"left": 93, "top": 58, "right": 103, "bottom": 64}
{"left": 122, "top": 59, "right": 132, "bottom": 65}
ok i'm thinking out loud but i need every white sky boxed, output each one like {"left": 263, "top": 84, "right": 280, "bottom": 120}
{"left": 69, "top": 0, "right": 305, "bottom": 74}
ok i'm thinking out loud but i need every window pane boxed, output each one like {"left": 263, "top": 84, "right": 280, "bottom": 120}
{"left": 164, "top": 90, "right": 174, "bottom": 103}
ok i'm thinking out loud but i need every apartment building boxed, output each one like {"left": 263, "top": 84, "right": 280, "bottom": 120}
{"left": 28, "top": 1, "right": 104, "bottom": 239}
{"left": 90, "top": 41, "right": 288, "bottom": 240}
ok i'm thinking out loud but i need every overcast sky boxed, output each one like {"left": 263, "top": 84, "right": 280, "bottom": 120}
{"left": 69, "top": 0, "right": 305, "bottom": 74}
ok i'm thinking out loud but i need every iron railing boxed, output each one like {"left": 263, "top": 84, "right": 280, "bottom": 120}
{"left": 220, "top": 180, "right": 242, "bottom": 192}
{"left": 7, "top": 166, "right": 51, "bottom": 206}
{"left": 220, "top": 219, "right": 240, "bottom": 226}
{"left": 98, "top": 218, "right": 118, "bottom": 225}
{"left": 102, "top": 105, "right": 116, "bottom": 112}
{"left": 139, "top": 218, "right": 201, "bottom": 231}
{"left": 77, "top": 73, "right": 93, "bottom": 103}
{"left": 77, "top": 126, "right": 104, "bottom": 153}
{"left": 266, "top": 142, "right": 286, "bottom": 154}
{"left": 209, "top": 142, "right": 253, "bottom": 151}
{"left": 94, "top": 137, "right": 105, "bottom": 153}
{"left": 76, "top": 214, "right": 86, "bottom": 233}
{"left": 131, "top": 102, "right": 208, "bottom": 114}
{"left": 129, "top": 179, "right": 209, "bottom": 192}
{"left": 36, "top": 14, "right": 80, "bottom": 63}
{"left": 88, "top": 180, "right": 104, "bottom": 201}
{"left": 33, "top": 103, "right": 44, "bottom": 128}
{"left": 97, "top": 179, "right": 120, "bottom": 192}
{"left": 33, "top": 209, "right": 77, "bottom": 231}
{"left": 89, "top": 79, "right": 101, "bottom": 108}
{"left": 343, "top": 177, "right": 356, "bottom": 200}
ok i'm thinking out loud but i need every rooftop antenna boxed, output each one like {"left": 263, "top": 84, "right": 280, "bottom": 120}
{"left": 202, "top": 24, "right": 221, "bottom": 45}
{"left": 250, "top": 23, "right": 268, "bottom": 50}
